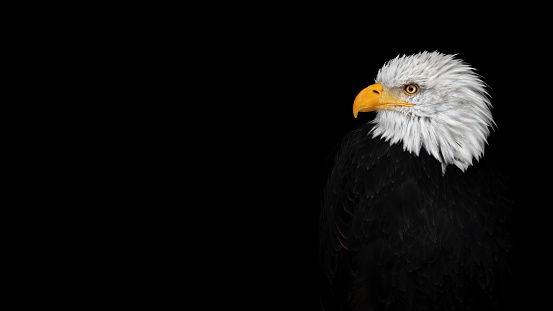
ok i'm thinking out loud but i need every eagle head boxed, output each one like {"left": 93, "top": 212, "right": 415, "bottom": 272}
{"left": 353, "top": 51, "right": 493, "bottom": 173}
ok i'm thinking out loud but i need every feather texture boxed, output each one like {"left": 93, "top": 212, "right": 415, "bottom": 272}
{"left": 371, "top": 51, "right": 493, "bottom": 172}
{"left": 319, "top": 124, "right": 512, "bottom": 310}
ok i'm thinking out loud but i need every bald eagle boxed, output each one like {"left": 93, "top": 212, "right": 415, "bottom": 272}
{"left": 319, "top": 52, "right": 512, "bottom": 310}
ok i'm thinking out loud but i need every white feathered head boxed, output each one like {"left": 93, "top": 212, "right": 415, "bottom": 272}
{"left": 353, "top": 51, "right": 494, "bottom": 173}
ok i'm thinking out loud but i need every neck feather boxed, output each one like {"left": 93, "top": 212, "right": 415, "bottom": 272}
{"left": 370, "top": 110, "right": 491, "bottom": 173}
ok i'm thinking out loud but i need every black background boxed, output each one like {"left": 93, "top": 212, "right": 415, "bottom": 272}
{"left": 24, "top": 6, "right": 550, "bottom": 309}
{"left": 211, "top": 12, "right": 549, "bottom": 310}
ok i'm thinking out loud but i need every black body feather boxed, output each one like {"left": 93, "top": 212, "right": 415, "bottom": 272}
{"left": 319, "top": 123, "right": 513, "bottom": 311}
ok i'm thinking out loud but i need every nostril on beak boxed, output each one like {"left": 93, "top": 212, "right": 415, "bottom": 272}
{"left": 372, "top": 90, "right": 381, "bottom": 95}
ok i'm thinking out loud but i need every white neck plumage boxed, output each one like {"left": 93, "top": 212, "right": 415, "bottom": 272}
{"left": 370, "top": 108, "right": 492, "bottom": 174}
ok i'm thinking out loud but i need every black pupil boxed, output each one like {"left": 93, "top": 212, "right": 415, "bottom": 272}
{"left": 407, "top": 85, "right": 415, "bottom": 93}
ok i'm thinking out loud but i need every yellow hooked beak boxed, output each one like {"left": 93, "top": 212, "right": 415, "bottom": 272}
{"left": 353, "top": 83, "right": 414, "bottom": 118}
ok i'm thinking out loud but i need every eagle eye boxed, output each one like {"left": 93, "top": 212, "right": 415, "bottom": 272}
{"left": 403, "top": 83, "right": 419, "bottom": 95}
